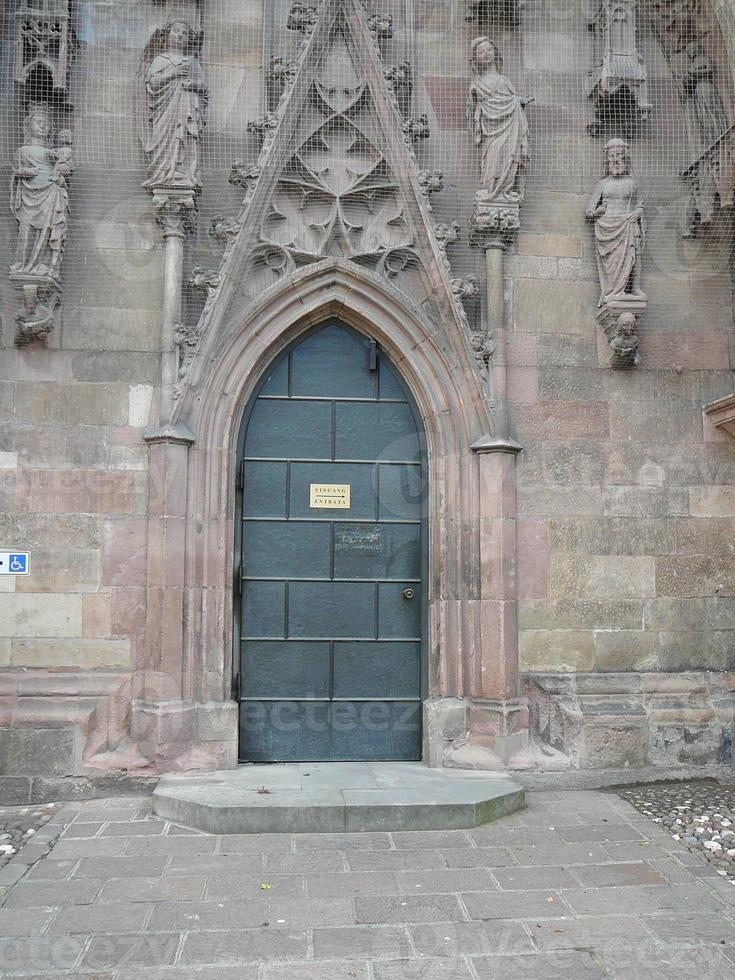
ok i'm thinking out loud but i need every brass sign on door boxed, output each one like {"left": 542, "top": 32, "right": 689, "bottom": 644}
{"left": 309, "top": 484, "right": 351, "bottom": 509}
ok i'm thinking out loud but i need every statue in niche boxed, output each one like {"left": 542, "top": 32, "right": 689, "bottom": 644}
{"left": 467, "top": 36, "right": 530, "bottom": 206}
{"left": 10, "top": 106, "right": 72, "bottom": 281}
{"left": 139, "top": 20, "right": 208, "bottom": 191}
{"left": 586, "top": 139, "right": 646, "bottom": 306}
{"left": 679, "top": 40, "right": 729, "bottom": 146}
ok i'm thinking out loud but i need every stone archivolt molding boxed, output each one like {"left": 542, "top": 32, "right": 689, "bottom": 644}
{"left": 178, "top": 0, "right": 488, "bottom": 418}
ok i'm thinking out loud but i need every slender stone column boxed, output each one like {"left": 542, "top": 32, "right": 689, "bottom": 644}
{"left": 151, "top": 191, "right": 196, "bottom": 426}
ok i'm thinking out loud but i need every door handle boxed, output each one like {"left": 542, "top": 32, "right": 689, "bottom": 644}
{"left": 402, "top": 588, "right": 416, "bottom": 601}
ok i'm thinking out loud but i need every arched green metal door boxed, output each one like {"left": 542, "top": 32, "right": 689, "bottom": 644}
{"left": 235, "top": 321, "right": 426, "bottom": 761}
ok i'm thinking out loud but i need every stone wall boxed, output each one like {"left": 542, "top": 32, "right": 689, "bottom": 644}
{"left": 0, "top": 0, "right": 734, "bottom": 791}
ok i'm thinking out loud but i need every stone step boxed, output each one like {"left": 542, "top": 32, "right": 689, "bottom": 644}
{"left": 152, "top": 762, "right": 525, "bottom": 834}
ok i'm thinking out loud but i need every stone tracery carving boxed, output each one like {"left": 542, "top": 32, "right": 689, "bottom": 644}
{"left": 588, "top": 1, "right": 651, "bottom": 138}
{"left": 466, "top": 1, "right": 523, "bottom": 26}
{"left": 10, "top": 105, "right": 73, "bottom": 346}
{"left": 14, "top": 0, "right": 74, "bottom": 104}
{"left": 139, "top": 21, "right": 208, "bottom": 194}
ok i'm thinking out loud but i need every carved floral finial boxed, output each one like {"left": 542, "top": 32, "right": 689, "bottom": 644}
{"left": 189, "top": 265, "right": 221, "bottom": 296}
{"left": 417, "top": 170, "right": 444, "bottom": 196}
{"left": 435, "top": 221, "right": 461, "bottom": 250}
{"left": 403, "top": 115, "right": 430, "bottom": 143}
{"left": 287, "top": 2, "right": 319, "bottom": 33}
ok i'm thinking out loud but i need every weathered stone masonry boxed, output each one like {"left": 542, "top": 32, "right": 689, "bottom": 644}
{"left": 1, "top": 0, "right": 735, "bottom": 798}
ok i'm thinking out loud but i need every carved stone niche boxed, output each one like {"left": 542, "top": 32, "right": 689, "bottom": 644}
{"left": 15, "top": 0, "right": 74, "bottom": 106}
{"left": 466, "top": 1, "right": 523, "bottom": 27}
{"left": 680, "top": 126, "right": 735, "bottom": 237}
{"left": 588, "top": 1, "right": 652, "bottom": 138}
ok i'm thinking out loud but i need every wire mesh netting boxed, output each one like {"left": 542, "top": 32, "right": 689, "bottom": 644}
{"left": 1, "top": 0, "right": 733, "bottom": 341}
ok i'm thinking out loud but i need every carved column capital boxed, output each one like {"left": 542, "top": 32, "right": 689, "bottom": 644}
{"left": 470, "top": 191, "right": 520, "bottom": 249}
{"left": 152, "top": 190, "right": 198, "bottom": 239}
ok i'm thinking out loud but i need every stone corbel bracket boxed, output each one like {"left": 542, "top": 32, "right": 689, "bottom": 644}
{"left": 11, "top": 273, "right": 61, "bottom": 348}
{"left": 597, "top": 297, "right": 646, "bottom": 369}
{"left": 469, "top": 190, "right": 521, "bottom": 247}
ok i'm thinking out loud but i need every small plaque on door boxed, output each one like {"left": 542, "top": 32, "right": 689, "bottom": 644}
{"left": 310, "top": 484, "right": 351, "bottom": 509}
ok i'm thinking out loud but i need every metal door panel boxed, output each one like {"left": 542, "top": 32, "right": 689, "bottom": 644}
{"left": 240, "top": 701, "right": 421, "bottom": 762}
{"left": 290, "top": 326, "right": 378, "bottom": 399}
{"left": 242, "top": 581, "right": 285, "bottom": 639}
{"left": 335, "top": 402, "right": 421, "bottom": 461}
{"left": 247, "top": 399, "right": 332, "bottom": 460}
{"left": 243, "top": 461, "right": 288, "bottom": 519}
{"left": 242, "top": 641, "right": 330, "bottom": 698}
{"left": 378, "top": 582, "right": 422, "bottom": 639}
{"left": 237, "top": 321, "right": 425, "bottom": 762}
{"left": 288, "top": 581, "right": 376, "bottom": 638}
{"left": 333, "top": 641, "right": 421, "bottom": 699}
{"left": 243, "top": 521, "right": 331, "bottom": 579}
{"left": 259, "top": 356, "right": 289, "bottom": 396}
{"left": 378, "top": 464, "right": 423, "bottom": 521}
{"left": 333, "top": 523, "right": 421, "bottom": 580}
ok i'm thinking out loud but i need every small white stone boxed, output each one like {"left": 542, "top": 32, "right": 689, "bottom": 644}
{"left": 704, "top": 841, "right": 723, "bottom": 852}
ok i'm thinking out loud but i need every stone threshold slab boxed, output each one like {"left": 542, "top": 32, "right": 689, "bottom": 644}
{"left": 152, "top": 763, "right": 525, "bottom": 834}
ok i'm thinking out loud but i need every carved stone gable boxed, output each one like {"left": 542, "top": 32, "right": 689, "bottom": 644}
{"left": 229, "top": 4, "right": 438, "bottom": 303}
{"left": 176, "top": 0, "right": 488, "bottom": 425}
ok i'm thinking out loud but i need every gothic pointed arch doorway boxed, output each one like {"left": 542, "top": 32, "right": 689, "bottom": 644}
{"left": 234, "top": 319, "right": 427, "bottom": 762}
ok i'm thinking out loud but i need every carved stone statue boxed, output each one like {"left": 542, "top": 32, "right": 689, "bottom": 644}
{"left": 139, "top": 21, "right": 208, "bottom": 191}
{"left": 11, "top": 107, "right": 72, "bottom": 281}
{"left": 679, "top": 40, "right": 729, "bottom": 146}
{"left": 467, "top": 36, "right": 529, "bottom": 206}
{"left": 586, "top": 139, "right": 646, "bottom": 306}
{"left": 10, "top": 105, "right": 72, "bottom": 346}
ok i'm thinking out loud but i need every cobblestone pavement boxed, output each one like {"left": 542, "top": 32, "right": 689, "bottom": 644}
{"left": 1, "top": 789, "right": 735, "bottom": 978}
{"left": 617, "top": 780, "right": 735, "bottom": 881}
{"left": 0, "top": 803, "right": 61, "bottom": 870}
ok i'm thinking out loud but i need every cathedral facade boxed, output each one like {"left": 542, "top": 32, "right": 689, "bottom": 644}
{"left": 2, "top": 0, "right": 735, "bottom": 798}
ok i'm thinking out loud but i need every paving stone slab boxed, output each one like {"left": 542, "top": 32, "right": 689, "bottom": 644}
{"left": 409, "top": 920, "right": 535, "bottom": 957}
{"left": 152, "top": 765, "right": 524, "bottom": 834}
{"left": 179, "top": 927, "right": 309, "bottom": 965}
{"left": 471, "top": 950, "right": 607, "bottom": 979}
{"left": 599, "top": 943, "right": 733, "bottom": 980}
{"left": 312, "top": 925, "right": 412, "bottom": 960}
{"left": 372, "top": 959, "right": 475, "bottom": 979}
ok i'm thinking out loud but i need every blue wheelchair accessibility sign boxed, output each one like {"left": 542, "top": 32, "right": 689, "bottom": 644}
{"left": 0, "top": 552, "right": 30, "bottom": 575}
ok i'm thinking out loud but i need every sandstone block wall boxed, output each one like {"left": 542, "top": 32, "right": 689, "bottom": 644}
{"left": 0, "top": 0, "right": 733, "bottom": 785}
